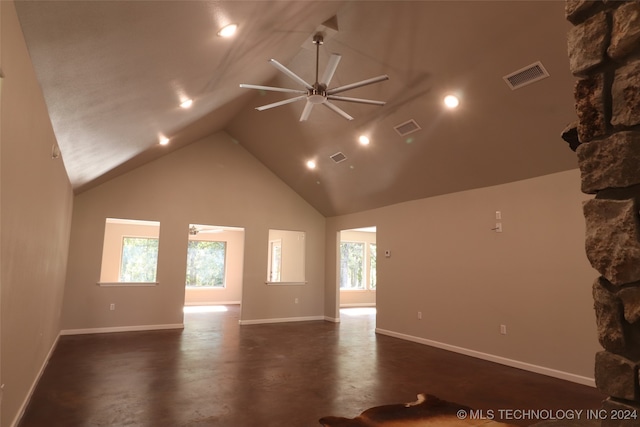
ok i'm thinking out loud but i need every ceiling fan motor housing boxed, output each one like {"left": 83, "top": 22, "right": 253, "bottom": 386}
{"left": 309, "top": 83, "right": 327, "bottom": 104}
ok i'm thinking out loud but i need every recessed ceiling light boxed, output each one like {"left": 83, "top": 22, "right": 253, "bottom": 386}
{"left": 180, "top": 99, "right": 193, "bottom": 109}
{"left": 159, "top": 136, "right": 170, "bottom": 146}
{"left": 306, "top": 160, "right": 316, "bottom": 170}
{"left": 218, "top": 24, "right": 238, "bottom": 38}
{"left": 444, "top": 95, "right": 460, "bottom": 109}
{"left": 358, "top": 135, "right": 370, "bottom": 145}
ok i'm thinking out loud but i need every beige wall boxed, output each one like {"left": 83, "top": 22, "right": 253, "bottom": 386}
{"left": 339, "top": 230, "right": 376, "bottom": 307}
{"left": 0, "top": 2, "right": 74, "bottom": 426}
{"left": 326, "top": 169, "right": 599, "bottom": 381}
{"left": 62, "top": 131, "right": 325, "bottom": 331}
{"left": 184, "top": 228, "right": 244, "bottom": 305}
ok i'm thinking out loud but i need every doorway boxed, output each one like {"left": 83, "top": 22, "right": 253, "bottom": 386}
{"left": 183, "top": 224, "right": 245, "bottom": 308}
{"left": 338, "top": 226, "right": 377, "bottom": 310}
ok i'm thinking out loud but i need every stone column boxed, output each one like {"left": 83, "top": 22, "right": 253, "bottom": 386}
{"left": 565, "top": 1, "right": 640, "bottom": 425}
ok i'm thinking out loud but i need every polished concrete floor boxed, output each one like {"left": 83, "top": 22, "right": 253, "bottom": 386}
{"left": 19, "top": 306, "right": 604, "bottom": 427}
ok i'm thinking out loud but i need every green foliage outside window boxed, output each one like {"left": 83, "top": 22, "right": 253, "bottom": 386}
{"left": 340, "top": 241, "right": 377, "bottom": 290}
{"left": 186, "top": 240, "right": 226, "bottom": 287}
{"left": 119, "top": 237, "right": 159, "bottom": 282}
{"left": 340, "top": 242, "right": 365, "bottom": 289}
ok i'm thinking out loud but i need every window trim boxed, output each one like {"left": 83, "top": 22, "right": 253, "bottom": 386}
{"left": 264, "top": 281, "right": 309, "bottom": 285}
{"left": 97, "top": 282, "right": 159, "bottom": 287}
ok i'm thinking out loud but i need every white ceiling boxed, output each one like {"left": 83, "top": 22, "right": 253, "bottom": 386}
{"left": 15, "top": 0, "right": 579, "bottom": 217}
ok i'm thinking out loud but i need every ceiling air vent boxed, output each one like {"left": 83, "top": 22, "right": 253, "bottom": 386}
{"left": 330, "top": 152, "right": 347, "bottom": 164}
{"left": 394, "top": 119, "right": 421, "bottom": 137}
{"left": 503, "top": 61, "right": 549, "bottom": 90}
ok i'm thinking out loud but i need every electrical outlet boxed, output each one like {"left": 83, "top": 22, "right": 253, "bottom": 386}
{"left": 294, "top": 298, "right": 299, "bottom": 304}
{"left": 110, "top": 303, "right": 115, "bottom": 311}
{"left": 417, "top": 311, "right": 422, "bottom": 320}
{"left": 500, "top": 324, "right": 507, "bottom": 335}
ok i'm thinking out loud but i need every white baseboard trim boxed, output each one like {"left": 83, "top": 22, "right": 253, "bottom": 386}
{"left": 239, "top": 315, "right": 325, "bottom": 326}
{"left": 340, "top": 303, "right": 376, "bottom": 308}
{"left": 60, "top": 323, "right": 184, "bottom": 336}
{"left": 324, "top": 316, "right": 341, "bottom": 323}
{"left": 375, "top": 328, "right": 596, "bottom": 388}
{"left": 183, "top": 301, "right": 240, "bottom": 306}
{"left": 11, "top": 333, "right": 61, "bottom": 427}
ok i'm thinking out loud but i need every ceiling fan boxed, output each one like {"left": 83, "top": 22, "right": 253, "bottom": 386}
{"left": 240, "top": 33, "right": 389, "bottom": 121}
{"left": 189, "top": 225, "right": 223, "bottom": 236}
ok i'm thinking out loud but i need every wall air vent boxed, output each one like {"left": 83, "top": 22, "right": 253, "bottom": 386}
{"left": 330, "top": 152, "right": 347, "bottom": 163}
{"left": 503, "top": 61, "right": 549, "bottom": 90}
{"left": 394, "top": 119, "right": 421, "bottom": 137}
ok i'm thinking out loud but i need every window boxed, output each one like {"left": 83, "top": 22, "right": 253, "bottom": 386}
{"left": 99, "top": 218, "right": 160, "bottom": 285}
{"left": 369, "top": 243, "right": 377, "bottom": 290}
{"left": 268, "top": 239, "right": 282, "bottom": 282}
{"left": 119, "top": 237, "right": 159, "bottom": 282}
{"left": 340, "top": 241, "right": 377, "bottom": 291}
{"left": 186, "top": 240, "right": 226, "bottom": 287}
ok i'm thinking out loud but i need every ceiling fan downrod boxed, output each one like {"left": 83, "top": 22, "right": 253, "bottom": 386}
{"left": 309, "top": 34, "right": 327, "bottom": 104}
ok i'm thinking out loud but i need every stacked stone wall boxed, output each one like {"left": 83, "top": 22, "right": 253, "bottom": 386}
{"left": 566, "top": 1, "right": 640, "bottom": 424}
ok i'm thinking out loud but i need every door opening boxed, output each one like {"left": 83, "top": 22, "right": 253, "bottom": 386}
{"left": 338, "top": 226, "right": 377, "bottom": 313}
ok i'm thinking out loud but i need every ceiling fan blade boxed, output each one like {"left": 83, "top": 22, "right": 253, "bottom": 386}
{"left": 327, "top": 95, "right": 386, "bottom": 106}
{"left": 320, "top": 53, "right": 342, "bottom": 86}
{"left": 255, "top": 95, "right": 306, "bottom": 111}
{"left": 240, "top": 84, "right": 306, "bottom": 94}
{"left": 327, "top": 75, "right": 389, "bottom": 95}
{"left": 299, "top": 100, "right": 315, "bottom": 122}
{"left": 269, "top": 59, "right": 313, "bottom": 90}
{"left": 323, "top": 101, "right": 354, "bottom": 121}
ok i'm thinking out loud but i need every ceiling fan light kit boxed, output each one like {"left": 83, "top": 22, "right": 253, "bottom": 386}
{"left": 240, "top": 33, "right": 389, "bottom": 121}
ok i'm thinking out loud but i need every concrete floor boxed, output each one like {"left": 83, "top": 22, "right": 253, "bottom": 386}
{"left": 18, "top": 306, "right": 604, "bottom": 426}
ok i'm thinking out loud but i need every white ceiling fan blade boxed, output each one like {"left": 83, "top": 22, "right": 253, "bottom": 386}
{"left": 300, "top": 99, "right": 314, "bottom": 122}
{"left": 299, "top": 100, "right": 315, "bottom": 122}
{"left": 327, "top": 75, "right": 389, "bottom": 95}
{"left": 240, "top": 84, "right": 306, "bottom": 94}
{"left": 320, "top": 54, "right": 341, "bottom": 86}
{"left": 327, "top": 95, "right": 386, "bottom": 106}
{"left": 269, "top": 59, "right": 313, "bottom": 90}
{"left": 323, "top": 101, "right": 354, "bottom": 121}
{"left": 255, "top": 95, "right": 306, "bottom": 111}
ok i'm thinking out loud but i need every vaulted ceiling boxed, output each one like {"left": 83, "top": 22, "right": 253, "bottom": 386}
{"left": 15, "top": 1, "right": 578, "bottom": 217}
